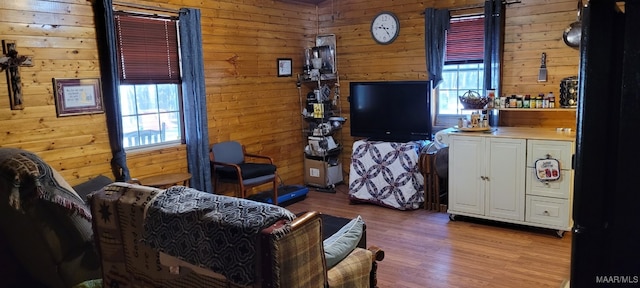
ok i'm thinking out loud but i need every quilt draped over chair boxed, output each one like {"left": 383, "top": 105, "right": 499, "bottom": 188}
{"left": 143, "top": 186, "right": 295, "bottom": 286}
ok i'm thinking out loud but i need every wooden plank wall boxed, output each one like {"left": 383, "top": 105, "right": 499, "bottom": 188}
{"left": 499, "top": 0, "right": 579, "bottom": 128}
{"left": 0, "top": 0, "right": 115, "bottom": 185}
{"left": 195, "top": 0, "right": 316, "bottom": 190}
{"left": 0, "top": 0, "right": 580, "bottom": 189}
{"left": 0, "top": 0, "right": 316, "bottom": 189}
{"left": 315, "top": 0, "right": 581, "bottom": 170}
{"left": 314, "top": 0, "right": 435, "bottom": 170}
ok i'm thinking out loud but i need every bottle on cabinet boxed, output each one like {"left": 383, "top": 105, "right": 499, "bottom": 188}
{"left": 496, "top": 91, "right": 560, "bottom": 109}
{"left": 547, "top": 91, "right": 555, "bottom": 108}
{"left": 523, "top": 95, "right": 531, "bottom": 108}
{"left": 536, "top": 94, "right": 544, "bottom": 108}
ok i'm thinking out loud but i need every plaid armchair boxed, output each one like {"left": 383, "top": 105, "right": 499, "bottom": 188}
{"left": 88, "top": 182, "right": 383, "bottom": 288}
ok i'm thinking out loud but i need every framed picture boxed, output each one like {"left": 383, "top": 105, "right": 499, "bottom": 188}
{"left": 53, "top": 78, "right": 104, "bottom": 117}
{"left": 277, "top": 58, "right": 292, "bottom": 77}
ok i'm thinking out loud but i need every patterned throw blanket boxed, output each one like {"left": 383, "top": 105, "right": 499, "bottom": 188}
{"left": 349, "top": 140, "right": 428, "bottom": 210}
{"left": 143, "top": 186, "right": 296, "bottom": 286}
{"left": 0, "top": 148, "right": 91, "bottom": 220}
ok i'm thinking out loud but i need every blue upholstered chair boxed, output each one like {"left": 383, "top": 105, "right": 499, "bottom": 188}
{"left": 209, "top": 141, "right": 278, "bottom": 205}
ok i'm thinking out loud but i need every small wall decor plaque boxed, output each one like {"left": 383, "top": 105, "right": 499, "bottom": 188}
{"left": 53, "top": 78, "right": 104, "bottom": 117}
{"left": 535, "top": 156, "right": 561, "bottom": 182}
{"left": 277, "top": 58, "right": 292, "bottom": 77}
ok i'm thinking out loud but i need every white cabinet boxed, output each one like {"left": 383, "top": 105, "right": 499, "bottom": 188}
{"left": 448, "top": 136, "right": 526, "bottom": 222}
{"left": 525, "top": 140, "right": 574, "bottom": 231}
{"left": 447, "top": 129, "right": 574, "bottom": 236}
{"left": 486, "top": 138, "right": 527, "bottom": 221}
{"left": 526, "top": 195, "right": 569, "bottom": 228}
{"left": 448, "top": 136, "right": 485, "bottom": 215}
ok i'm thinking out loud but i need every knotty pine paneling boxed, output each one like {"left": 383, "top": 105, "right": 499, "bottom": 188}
{"left": 503, "top": 0, "right": 581, "bottom": 90}
{"left": 0, "top": 0, "right": 581, "bottom": 190}
{"left": 313, "top": 0, "right": 581, "bottom": 172}
{"left": 197, "top": 0, "right": 316, "bottom": 193}
{"left": 0, "top": 0, "right": 318, "bottom": 189}
{"left": 315, "top": 0, "right": 434, "bottom": 170}
{"left": 0, "top": 0, "right": 112, "bottom": 185}
{"left": 498, "top": 109, "right": 577, "bottom": 129}
{"left": 501, "top": 0, "right": 579, "bottom": 130}
{"left": 0, "top": 1, "right": 160, "bottom": 185}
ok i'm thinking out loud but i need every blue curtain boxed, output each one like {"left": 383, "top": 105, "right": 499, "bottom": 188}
{"left": 179, "top": 8, "right": 212, "bottom": 193}
{"left": 484, "top": 0, "right": 506, "bottom": 96}
{"left": 425, "top": 8, "right": 450, "bottom": 89}
{"left": 93, "top": 0, "right": 130, "bottom": 181}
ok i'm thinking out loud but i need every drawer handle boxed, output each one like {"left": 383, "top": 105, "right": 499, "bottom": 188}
{"left": 544, "top": 182, "right": 550, "bottom": 187}
{"left": 543, "top": 210, "right": 550, "bottom": 216}
{"left": 480, "top": 176, "right": 490, "bottom": 181}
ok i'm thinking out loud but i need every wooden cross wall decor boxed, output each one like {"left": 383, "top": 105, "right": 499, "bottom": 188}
{"left": 1, "top": 40, "right": 33, "bottom": 110}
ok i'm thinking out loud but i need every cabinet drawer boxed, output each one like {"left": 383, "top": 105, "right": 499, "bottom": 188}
{"left": 527, "top": 140, "right": 573, "bottom": 169}
{"left": 526, "top": 168, "right": 572, "bottom": 198}
{"left": 526, "top": 196, "right": 569, "bottom": 228}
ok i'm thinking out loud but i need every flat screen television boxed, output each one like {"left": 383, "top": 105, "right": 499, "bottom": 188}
{"left": 349, "top": 81, "right": 431, "bottom": 142}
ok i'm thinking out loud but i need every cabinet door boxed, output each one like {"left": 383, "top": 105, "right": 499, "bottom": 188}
{"left": 526, "top": 195, "right": 570, "bottom": 228}
{"left": 448, "top": 136, "right": 485, "bottom": 216}
{"left": 485, "top": 138, "right": 526, "bottom": 221}
{"left": 526, "top": 168, "right": 572, "bottom": 198}
{"left": 526, "top": 140, "right": 574, "bottom": 169}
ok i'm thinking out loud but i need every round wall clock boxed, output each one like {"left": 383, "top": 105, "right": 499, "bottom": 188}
{"left": 371, "top": 11, "right": 400, "bottom": 45}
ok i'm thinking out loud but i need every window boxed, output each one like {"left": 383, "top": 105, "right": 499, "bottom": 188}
{"left": 114, "top": 12, "right": 183, "bottom": 149}
{"left": 435, "top": 16, "right": 485, "bottom": 126}
{"left": 438, "top": 63, "right": 484, "bottom": 114}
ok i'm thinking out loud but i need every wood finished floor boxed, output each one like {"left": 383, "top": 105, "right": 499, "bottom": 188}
{"left": 285, "top": 184, "right": 572, "bottom": 288}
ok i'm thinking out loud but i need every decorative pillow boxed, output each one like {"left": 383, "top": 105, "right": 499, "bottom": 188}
{"left": 323, "top": 215, "right": 365, "bottom": 269}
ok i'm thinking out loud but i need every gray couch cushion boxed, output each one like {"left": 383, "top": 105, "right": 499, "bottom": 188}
{"left": 73, "top": 175, "right": 113, "bottom": 201}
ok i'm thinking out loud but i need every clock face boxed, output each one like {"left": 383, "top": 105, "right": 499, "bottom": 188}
{"left": 371, "top": 12, "right": 399, "bottom": 44}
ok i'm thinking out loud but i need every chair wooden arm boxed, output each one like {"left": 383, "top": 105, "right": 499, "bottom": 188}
{"left": 291, "top": 211, "right": 320, "bottom": 230}
{"left": 366, "top": 245, "right": 384, "bottom": 288}
{"left": 211, "top": 161, "right": 241, "bottom": 170}
{"left": 210, "top": 161, "right": 244, "bottom": 194}
{"left": 244, "top": 153, "right": 274, "bottom": 164}
{"left": 367, "top": 245, "right": 385, "bottom": 261}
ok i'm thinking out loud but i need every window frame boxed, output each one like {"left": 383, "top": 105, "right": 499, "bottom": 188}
{"left": 119, "top": 83, "right": 184, "bottom": 149}
{"left": 113, "top": 11, "right": 185, "bottom": 150}
{"left": 434, "top": 15, "right": 486, "bottom": 128}
{"left": 435, "top": 62, "right": 485, "bottom": 127}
